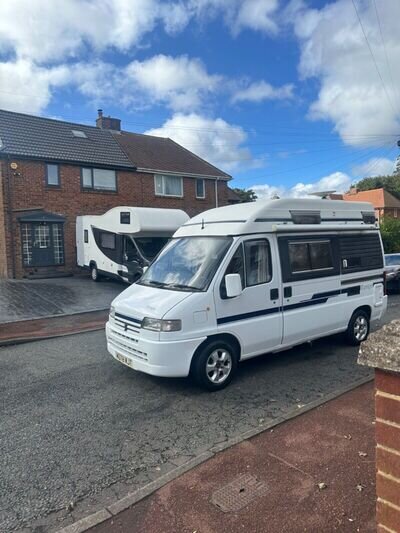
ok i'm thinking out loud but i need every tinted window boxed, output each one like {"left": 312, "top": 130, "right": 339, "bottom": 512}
{"left": 120, "top": 212, "right": 130, "bottom": 224}
{"left": 100, "top": 232, "right": 115, "bottom": 250}
{"left": 340, "top": 233, "right": 383, "bottom": 273}
{"left": 244, "top": 240, "right": 272, "bottom": 286}
{"left": 289, "top": 242, "right": 310, "bottom": 272}
{"left": 309, "top": 242, "right": 333, "bottom": 270}
{"left": 84, "top": 229, "right": 88, "bottom": 243}
{"left": 289, "top": 241, "right": 333, "bottom": 273}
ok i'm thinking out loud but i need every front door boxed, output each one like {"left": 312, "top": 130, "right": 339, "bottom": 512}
{"left": 31, "top": 223, "right": 54, "bottom": 266}
{"left": 214, "top": 236, "right": 283, "bottom": 358}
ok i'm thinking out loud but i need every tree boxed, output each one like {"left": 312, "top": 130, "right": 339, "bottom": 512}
{"left": 231, "top": 188, "right": 258, "bottom": 203}
{"left": 380, "top": 216, "right": 400, "bottom": 253}
{"left": 355, "top": 174, "right": 400, "bottom": 200}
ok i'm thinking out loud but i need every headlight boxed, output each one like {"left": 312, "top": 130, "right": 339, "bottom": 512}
{"left": 110, "top": 305, "right": 115, "bottom": 318}
{"left": 141, "top": 317, "right": 182, "bottom": 332}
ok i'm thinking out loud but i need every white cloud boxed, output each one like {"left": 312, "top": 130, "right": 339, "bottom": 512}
{"left": 290, "top": 0, "right": 400, "bottom": 145}
{"left": 0, "top": 60, "right": 70, "bottom": 113}
{"left": 232, "top": 80, "right": 294, "bottom": 103}
{"left": 188, "top": 0, "right": 280, "bottom": 35}
{"left": 0, "top": 0, "right": 189, "bottom": 63}
{"left": 125, "top": 55, "right": 222, "bottom": 110}
{"left": 252, "top": 171, "right": 352, "bottom": 199}
{"left": 353, "top": 157, "right": 395, "bottom": 177}
{"left": 145, "top": 113, "right": 254, "bottom": 170}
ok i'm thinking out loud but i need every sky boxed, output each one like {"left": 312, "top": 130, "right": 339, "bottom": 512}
{"left": 1, "top": 0, "right": 400, "bottom": 198}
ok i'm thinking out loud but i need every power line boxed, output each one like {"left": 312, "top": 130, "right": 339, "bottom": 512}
{"left": 351, "top": 0, "right": 398, "bottom": 117}
{"left": 372, "top": 0, "right": 400, "bottom": 117}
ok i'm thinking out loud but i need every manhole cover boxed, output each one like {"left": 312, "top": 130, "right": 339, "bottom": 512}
{"left": 211, "top": 474, "right": 268, "bottom": 512}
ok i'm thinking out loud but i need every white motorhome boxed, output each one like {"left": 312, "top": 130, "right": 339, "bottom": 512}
{"left": 106, "top": 199, "right": 387, "bottom": 390}
{"left": 76, "top": 207, "right": 189, "bottom": 283}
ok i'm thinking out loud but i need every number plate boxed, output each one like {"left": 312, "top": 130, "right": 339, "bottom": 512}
{"left": 115, "top": 352, "right": 133, "bottom": 368}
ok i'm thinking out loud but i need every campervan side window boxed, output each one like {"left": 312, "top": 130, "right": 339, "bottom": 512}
{"left": 100, "top": 232, "right": 116, "bottom": 250}
{"left": 339, "top": 233, "right": 383, "bottom": 273}
{"left": 120, "top": 212, "right": 130, "bottom": 224}
{"left": 244, "top": 240, "right": 272, "bottom": 286}
{"left": 288, "top": 241, "right": 333, "bottom": 273}
{"left": 84, "top": 230, "right": 89, "bottom": 243}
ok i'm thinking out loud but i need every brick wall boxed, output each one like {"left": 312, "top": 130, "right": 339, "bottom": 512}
{"left": 375, "top": 369, "right": 400, "bottom": 532}
{"left": 0, "top": 158, "right": 229, "bottom": 278}
{"left": 0, "top": 168, "right": 9, "bottom": 277}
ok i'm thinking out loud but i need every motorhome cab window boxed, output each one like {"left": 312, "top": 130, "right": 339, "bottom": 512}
{"left": 100, "top": 232, "right": 116, "bottom": 250}
{"left": 140, "top": 236, "right": 232, "bottom": 291}
{"left": 154, "top": 175, "right": 183, "bottom": 197}
{"left": 244, "top": 240, "right": 272, "bottom": 285}
{"left": 135, "top": 237, "right": 169, "bottom": 260}
{"left": 288, "top": 240, "right": 333, "bottom": 273}
{"left": 82, "top": 167, "right": 116, "bottom": 191}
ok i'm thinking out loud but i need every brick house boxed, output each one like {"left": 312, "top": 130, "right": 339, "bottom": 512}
{"left": 0, "top": 109, "right": 231, "bottom": 279}
{"left": 342, "top": 188, "right": 400, "bottom": 222}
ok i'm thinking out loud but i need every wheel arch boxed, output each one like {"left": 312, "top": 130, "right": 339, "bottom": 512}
{"left": 352, "top": 305, "right": 371, "bottom": 320}
{"left": 190, "top": 332, "right": 242, "bottom": 373}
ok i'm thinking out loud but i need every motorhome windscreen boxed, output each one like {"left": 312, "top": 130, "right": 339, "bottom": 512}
{"left": 139, "top": 236, "right": 233, "bottom": 291}
{"left": 134, "top": 237, "right": 169, "bottom": 260}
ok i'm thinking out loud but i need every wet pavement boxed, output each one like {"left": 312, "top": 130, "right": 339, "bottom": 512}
{"left": 0, "top": 276, "right": 124, "bottom": 323}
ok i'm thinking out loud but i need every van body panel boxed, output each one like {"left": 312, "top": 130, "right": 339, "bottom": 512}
{"left": 106, "top": 198, "right": 387, "bottom": 383}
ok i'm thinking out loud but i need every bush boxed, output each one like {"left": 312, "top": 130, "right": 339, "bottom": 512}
{"left": 380, "top": 216, "right": 400, "bottom": 253}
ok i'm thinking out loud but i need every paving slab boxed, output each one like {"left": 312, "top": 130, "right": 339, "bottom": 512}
{"left": 0, "top": 276, "right": 123, "bottom": 323}
{"left": 90, "top": 383, "right": 376, "bottom": 533}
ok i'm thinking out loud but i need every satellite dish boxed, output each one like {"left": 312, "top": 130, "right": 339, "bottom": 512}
{"left": 308, "top": 190, "right": 336, "bottom": 199}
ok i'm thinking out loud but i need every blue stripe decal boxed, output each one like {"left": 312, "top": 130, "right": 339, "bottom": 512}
{"left": 115, "top": 312, "right": 142, "bottom": 325}
{"left": 217, "top": 286, "right": 361, "bottom": 325}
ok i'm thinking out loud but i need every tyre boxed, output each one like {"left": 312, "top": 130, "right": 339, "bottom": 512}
{"left": 90, "top": 264, "right": 101, "bottom": 282}
{"left": 191, "top": 339, "right": 238, "bottom": 391}
{"left": 345, "top": 309, "right": 370, "bottom": 346}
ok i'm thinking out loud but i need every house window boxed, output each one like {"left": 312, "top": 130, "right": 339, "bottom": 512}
{"left": 46, "top": 164, "right": 60, "bottom": 187}
{"left": 196, "top": 179, "right": 205, "bottom": 199}
{"left": 394, "top": 209, "right": 398, "bottom": 218}
{"left": 21, "top": 222, "right": 64, "bottom": 266}
{"left": 82, "top": 167, "right": 116, "bottom": 191}
{"left": 154, "top": 175, "right": 183, "bottom": 197}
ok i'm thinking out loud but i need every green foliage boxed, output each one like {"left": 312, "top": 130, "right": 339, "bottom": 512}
{"left": 355, "top": 174, "right": 400, "bottom": 200}
{"left": 231, "top": 188, "right": 258, "bottom": 202}
{"left": 380, "top": 216, "right": 400, "bottom": 253}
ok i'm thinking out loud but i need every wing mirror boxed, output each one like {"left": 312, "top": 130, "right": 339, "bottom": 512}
{"left": 225, "top": 273, "right": 242, "bottom": 298}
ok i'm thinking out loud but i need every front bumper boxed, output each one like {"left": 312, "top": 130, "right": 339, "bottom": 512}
{"left": 106, "top": 321, "right": 205, "bottom": 378}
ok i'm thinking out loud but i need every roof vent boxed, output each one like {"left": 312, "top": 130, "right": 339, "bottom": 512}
{"left": 72, "top": 130, "right": 87, "bottom": 138}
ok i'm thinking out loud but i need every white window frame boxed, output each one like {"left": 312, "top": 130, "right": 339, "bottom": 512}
{"left": 196, "top": 178, "right": 205, "bottom": 199}
{"left": 154, "top": 175, "right": 183, "bottom": 198}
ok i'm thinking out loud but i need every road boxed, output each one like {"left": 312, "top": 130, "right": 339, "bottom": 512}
{"left": 1, "top": 295, "right": 399, "bottom": 532}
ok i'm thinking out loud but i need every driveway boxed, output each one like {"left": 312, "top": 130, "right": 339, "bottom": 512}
{"left": 1, "top": 294, "right": 399, "bottom": 532}
{"left": 0, "top": 276, "right": 124, "bottom": 324}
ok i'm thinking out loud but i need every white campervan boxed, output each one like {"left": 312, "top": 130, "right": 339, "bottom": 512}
{"left": 106, "top": 199, "right": 387, "bottom": 390}
{"left": 76, "top": 207, "right": 189, "bottom": 284}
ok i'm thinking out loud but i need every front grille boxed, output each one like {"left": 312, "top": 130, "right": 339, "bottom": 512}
{"left": 114, "top": 312, "right": 141, "bottom": 337}
{"left": 108, "top": 328, "right": 148, "bottom": 361}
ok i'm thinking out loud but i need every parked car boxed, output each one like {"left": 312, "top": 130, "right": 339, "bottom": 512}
{"left": 106, "top": 198, "right": 387, "bottom": 391}
{"left": 385, "top": 253, "right": 400, "bottom": 293}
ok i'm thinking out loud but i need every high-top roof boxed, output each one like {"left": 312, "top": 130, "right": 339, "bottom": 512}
{"left": 0, "top": 109, "right": 133, "bottom": 168}
{"left": 175, "top": 198, "right": 377, "bottom": 237}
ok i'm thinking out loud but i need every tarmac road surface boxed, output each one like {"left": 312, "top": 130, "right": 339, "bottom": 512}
{"left": 1, "top": 294, "right": 399, "bottom": 532}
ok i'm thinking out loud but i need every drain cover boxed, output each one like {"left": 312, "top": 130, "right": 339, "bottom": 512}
{"left": 211, "top": 474, "right": 268, "bottom": 512}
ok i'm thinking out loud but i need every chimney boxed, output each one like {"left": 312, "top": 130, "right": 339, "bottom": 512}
{"left": 96, "top": 109, "right": 121, "bottom": 131}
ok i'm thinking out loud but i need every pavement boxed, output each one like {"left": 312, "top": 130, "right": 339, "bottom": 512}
{"left": 89, "top": 382, "right": 376, "bottom": 533}
{"left": 0, "top": 276, "right": 123, "bottom": 324}
{"left": 1, "top": 295, "right": 397, "bottom": 532}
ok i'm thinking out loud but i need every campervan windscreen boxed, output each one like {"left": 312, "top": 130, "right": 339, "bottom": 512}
{"left": 134, "top": 237, "right": 169, "bottom": 261}
{"left": 139, "top": 236, "right": 233, "bottom": 291}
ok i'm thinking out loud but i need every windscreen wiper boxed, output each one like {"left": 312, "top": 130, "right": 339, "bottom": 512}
{"left": 166, "top": 284, "right": 202, "bottom": 292}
